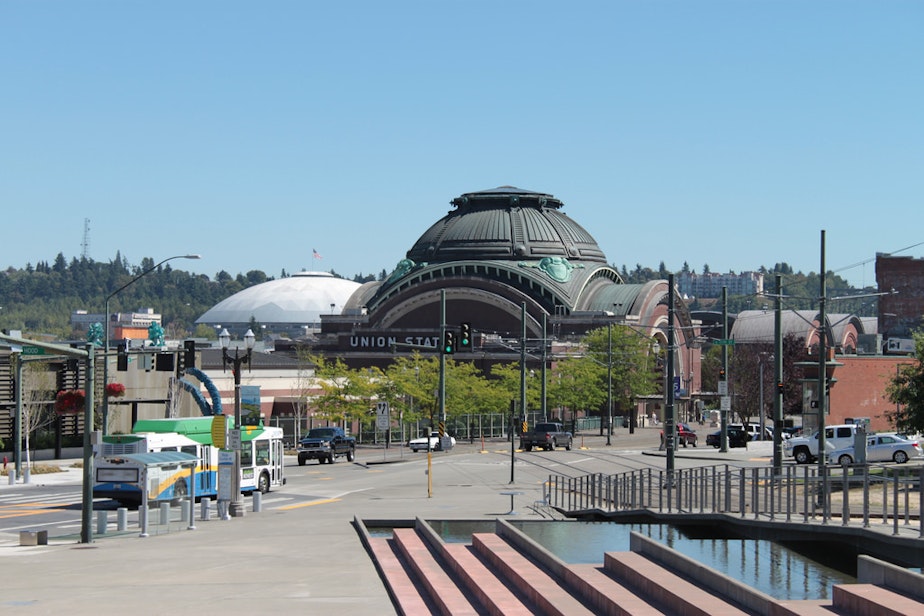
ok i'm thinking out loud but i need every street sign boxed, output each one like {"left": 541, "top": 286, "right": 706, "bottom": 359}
{"left": 718, "top": 381, "right": 728, "bottom": 396}
{"left": 713, "top": 339, "right": 735, "bottom": 346}
{"left": 376, "top": 401, "right": 390, "bottom": 430}
{"left": 720, "top": 396, "right": 731, "bottom": 411}
{"left": 229, "top": 429, "right": 241, "bottom": 451}
{"left": 21, "top": 345, "right": 45, "bottom": 355}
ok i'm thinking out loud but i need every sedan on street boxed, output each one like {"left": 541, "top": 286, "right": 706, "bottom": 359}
{"left": 827, "top": 433, "right": 923, "bottom": 465}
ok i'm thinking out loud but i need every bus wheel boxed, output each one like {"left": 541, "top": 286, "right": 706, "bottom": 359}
{"left": 258, "top": 472, "right": 270, "bottom": 494}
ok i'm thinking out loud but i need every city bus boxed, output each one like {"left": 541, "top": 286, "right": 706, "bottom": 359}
{"left": 93, "top": 416, "right": 286, "bottom": 505}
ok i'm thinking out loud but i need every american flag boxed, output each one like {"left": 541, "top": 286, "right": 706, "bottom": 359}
{"left": 312, "top": 249, "right": 322, "bottom": 260}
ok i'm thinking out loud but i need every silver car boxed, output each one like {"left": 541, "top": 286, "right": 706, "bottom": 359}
{"left": 828, "top": 433, "right": 923, "bottom": 465}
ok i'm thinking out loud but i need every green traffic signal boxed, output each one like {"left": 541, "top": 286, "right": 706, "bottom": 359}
{"left": 443, "top": 330, "right": 455, "bottom": 354}
{"left": 460, "top": 322, "right": 472, "bottom": 349}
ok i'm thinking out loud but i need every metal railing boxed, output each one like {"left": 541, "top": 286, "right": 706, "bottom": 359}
{"left": 547, "top": 463, "right": 924, "bottom": 537}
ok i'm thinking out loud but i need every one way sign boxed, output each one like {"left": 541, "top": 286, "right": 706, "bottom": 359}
{"left": 376, "top": 401, "right": 390, "bottom": 430}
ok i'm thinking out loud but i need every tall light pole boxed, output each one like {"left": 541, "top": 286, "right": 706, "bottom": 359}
{"left": 758, "top": 352, "right": 772, "bottom": 441}
{"left": 606, "top": 321, "right": 613, "bottom": 446}
{"left": 219, "top": 327, "right": 255, "bottom": 518}
{"left": 102, "top": 254, "right": 201, "bottom": 433}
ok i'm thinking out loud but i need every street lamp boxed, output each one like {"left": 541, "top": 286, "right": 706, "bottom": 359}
{"left": 606, "top": 322, "right": 613, "bottom": 446}
{"left": 102, "top": 254, "right": 201, "bottom": 434}
{"left": 758, "top": 352, "right": 773, "bottom": 441}
{"left": 219, "top": 327, "right": 255, "bottom": 518}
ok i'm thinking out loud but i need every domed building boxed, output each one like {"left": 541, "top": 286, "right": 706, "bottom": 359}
{"left": 314, "top": 187, "right": 700, "bottom": 401}
{"left": 196, "top": 271, "right": 361, "bottom": 339}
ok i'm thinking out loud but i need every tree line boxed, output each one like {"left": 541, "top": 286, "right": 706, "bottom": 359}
{"left": 2, "top": 252, "right": 875, "bottom": 341}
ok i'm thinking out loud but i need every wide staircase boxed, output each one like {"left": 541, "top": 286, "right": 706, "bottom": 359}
{"left": 357, "top": 516, "right": 924, "bottom": 615}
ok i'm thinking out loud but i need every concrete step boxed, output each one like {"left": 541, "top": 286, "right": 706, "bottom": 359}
{"left": 392, "top": 528, "right": 479, "bottom": 616}
{"left": 440, "top": 542, "right": 535, "bottom": 615}
{"left": 770, "top": 599, "right": 839, "bottom": 615}
{"left": 604, "top": 551, "right": 750, "bottom": 616}
{"left": 366, "top": 536, "right": 434, "bottom": 615}
{"left": 833, "top": 583, "right": 924, "bottom": 616}
{"left": 471, "top": 532, "right": 596, "bottom": 616}
{"left": 565, "top": 563, "right": 670, "bottom": 615}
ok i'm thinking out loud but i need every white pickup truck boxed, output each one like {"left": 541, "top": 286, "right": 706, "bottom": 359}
{"left": 783, "top": 424, "right": 861, "bottom": 464}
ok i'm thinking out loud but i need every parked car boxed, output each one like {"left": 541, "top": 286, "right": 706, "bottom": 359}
{"left": 677, "top": 423, "right": 698, "bottom": 447}
{"left": 660, "top": 424, "right": 697, "bottom": 447}
{"left": 730, "top": 423, "right": 773, "bottom": 441}
{"left": 706, "top": 426, "right": 749, "bottom": 448}
{"left": 828, "top": 433, "right": 923, "bottom": 465}
{"left": 408, "top": 431, "right": 456, "bottom": 452}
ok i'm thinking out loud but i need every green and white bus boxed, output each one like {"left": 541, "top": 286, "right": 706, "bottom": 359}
{"left": 93, "top": 416, "right": 286, "bottom": 505}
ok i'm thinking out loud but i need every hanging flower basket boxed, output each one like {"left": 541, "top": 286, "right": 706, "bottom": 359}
{"left": 105, "top": 382, "right": 126, "bottom": 398}
{"left": 55, "top": 389, "right": 86, "bottom": 414}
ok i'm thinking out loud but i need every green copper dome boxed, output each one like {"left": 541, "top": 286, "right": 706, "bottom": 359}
{"left": 405, "top": 186, "right": 607, "bottom": 264}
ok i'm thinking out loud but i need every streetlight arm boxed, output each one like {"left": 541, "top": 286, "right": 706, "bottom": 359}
{"left": 105, "top": 254, "right": 202, "bottom": 303}
{"left": 101, "top": 253, "right": 200, "bottom": 436}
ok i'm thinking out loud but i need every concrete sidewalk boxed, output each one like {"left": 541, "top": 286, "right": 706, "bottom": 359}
{"left": 0, "top": 428, "right": 773, "bottom": 615}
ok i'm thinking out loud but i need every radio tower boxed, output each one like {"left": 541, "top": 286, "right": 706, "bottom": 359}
{"left": 81, "top": 218, "right": 91, "bottom": 259}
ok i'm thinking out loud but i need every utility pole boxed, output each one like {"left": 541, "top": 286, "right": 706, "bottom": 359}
{"left": 665, "top": 274, "right": 676, "bottom": 475}
{"left": 541, "top": 313, "right": 548, "bottom": 422}
{"left": 720, "top": 286, "right": 729, "bottom": 453}
{"left": 439, "top": 290, "right": 446, "bottom": 426}
{"left": 817, "top": 231, "right": 827, "bottom": 480}
{"left": 773, "top": 274, "right": 784, "bottom": 473}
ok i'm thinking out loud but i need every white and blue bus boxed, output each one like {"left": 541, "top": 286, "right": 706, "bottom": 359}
{"left": 93, "top": 416, "right": 285, "bottom": 505}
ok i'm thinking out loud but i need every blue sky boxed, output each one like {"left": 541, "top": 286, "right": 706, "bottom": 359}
{"left": 2, "top": 1, "right": 921, "bottom": 289}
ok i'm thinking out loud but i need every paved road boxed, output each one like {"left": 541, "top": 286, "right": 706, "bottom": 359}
{"left": 1, "top": 427, "right": 769, "bottom": 615}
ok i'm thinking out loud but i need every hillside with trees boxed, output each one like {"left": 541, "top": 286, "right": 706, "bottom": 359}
{"left": 0, "top": 252, "right": 875, "bottom": 340}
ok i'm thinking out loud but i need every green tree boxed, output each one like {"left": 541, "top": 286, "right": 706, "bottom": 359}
{"left": 584, "top": 326, "right": 658, "bottom": 426}
{"left": 885, "top": 330, "right": 924, "bottom": 434}
{"left": 487, "top": 362, "right": 541, "bottom": 414}
{"left": 310, "top": 354, "right": 373, "bottom": 425}
{"left": 548, "top": 356, "right": 606, "bottom": 425}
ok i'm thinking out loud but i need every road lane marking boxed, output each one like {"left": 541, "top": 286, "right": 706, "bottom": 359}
{"left": 278, "top": 497, "right": 341, "bottom": 511}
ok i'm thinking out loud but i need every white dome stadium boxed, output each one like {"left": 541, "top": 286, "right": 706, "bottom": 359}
{"left": 196, "top": 271, "right": 361, "bottom": 337}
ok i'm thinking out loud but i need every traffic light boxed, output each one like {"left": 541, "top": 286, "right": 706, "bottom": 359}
{"left": 719, "top": 367, "right": 726, "bottom": 380}
{"left": 460, "top": 322, "right": 472, "bottom": 349}
{"left": 777, "top": 381, "right": 784, "bottom": 395}
{"left": 443, "top": 330, "right": 456, "bottom": 354}
{"left": 183, "top": 339, "right": 196, "bottom": 370}
{"left": 116, "top": 344, "right": 128, "bottom": 371}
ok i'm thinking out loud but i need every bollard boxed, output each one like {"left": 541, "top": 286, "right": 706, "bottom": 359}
{"left": 180, "top": 502, "right": 189, "bottom": 523}
{"left": 23, "top": 467, "right": 30, "bottom": 484}
{"left": 200, "top": 497, "right": 211, "bottom": 521}
{"left": 253, "top": 491, "right": 262, "bottom": 513}
{"left": 96, "top": 510, "right": 108, "bottom": 535}
{"left": 7, "top": 469, "right": 15, "bottom": 485}
{"left": 117, "top": 508, "right": 128, "bottom": 531}
{"left": 159, "top": 502, "right": 170, "bottom": 525}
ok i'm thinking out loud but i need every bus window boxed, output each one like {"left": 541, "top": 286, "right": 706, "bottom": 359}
{"left": 180, "top": 445, "right": 198, "bottom": 456}
{"left": 241, "top": 443, "right": 253, "bottom": 467}
{"left": 255, "top": 442, "right": 270, "bottom": 466}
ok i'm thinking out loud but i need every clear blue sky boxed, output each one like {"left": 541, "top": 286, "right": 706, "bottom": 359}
{"left": 3, "top": 1, "right": 921, "bottom": 289}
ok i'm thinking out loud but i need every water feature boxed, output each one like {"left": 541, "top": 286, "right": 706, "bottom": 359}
{"left": 510, "top": 520, "right": 854, "bottom": 601}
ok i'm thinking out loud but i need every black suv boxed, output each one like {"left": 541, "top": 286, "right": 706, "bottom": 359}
{"left": 706, "top": 426, "right": 749, "bottom": 448}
